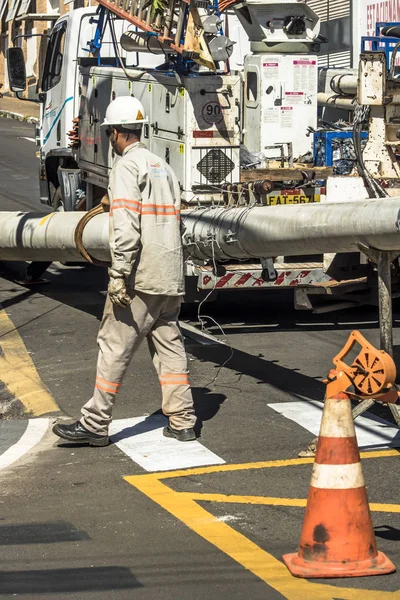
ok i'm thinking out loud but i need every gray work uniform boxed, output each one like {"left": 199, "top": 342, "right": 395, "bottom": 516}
{"left": 80, "top": 142, "right": 196, "bottom": 435}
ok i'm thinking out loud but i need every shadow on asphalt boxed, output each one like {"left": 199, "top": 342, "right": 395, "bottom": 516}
{"left": 374, "top": 525, "right": 400, "bottom": 541}
{"left": 0, "top": 521, "right": 89, "bottom": 544}
{"left": 0, "top": 261, "right": 107, "bottom": 321}
{"left": 192, "top": 387, "right": 226, "bottom": 437}
{"left": 0, "top": 287, "right": 35, "bottom": 309}
{"left": 109, "top": 412, "right": 166, "bottom": 443}
{"left": 109, "top": 387, "right": 227, "bottom": 441}
{"left": 1, "top": 261, "right": 399, "bottom": 429}
{"left": 0, "top": 567, "right": 142, "bottom": 593}
{"left": 187, "top": 343, "right": 400, "bottom": 430}
{"left": 2, "top": 260, "right": 400, "bottom": 334}
{"left": 188, "top": 343, "right": 325, "bottom": 401}
{"left": 53, "top": 385, "right": 226, "bottom": 445}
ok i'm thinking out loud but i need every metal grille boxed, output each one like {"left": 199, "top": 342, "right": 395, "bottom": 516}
{"left": 318, "top": 51, "right": 352, "bottom": 68}
{"left": 307, "top": 0, "right": 328, "bottom": 21}
{"left": 307, "top": 0, "right": 352, "bottom": 67}
{"left": 307, "top": 0, "right": 350, "bottom": 21}
{"left": 196, "top": 149, "right": 235, "bottom": 184}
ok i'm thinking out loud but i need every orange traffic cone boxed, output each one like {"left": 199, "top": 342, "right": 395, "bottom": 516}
{"left": 283, "top": 392, "right": 396, "bottom": 578}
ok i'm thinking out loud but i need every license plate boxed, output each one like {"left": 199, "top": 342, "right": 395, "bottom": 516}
{"left": 267, "top": 194, "right": 320, "bottom": 205}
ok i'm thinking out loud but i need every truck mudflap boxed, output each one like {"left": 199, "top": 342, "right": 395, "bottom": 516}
{"left": 194, "top": 263, "right": 334, "bottom": 290}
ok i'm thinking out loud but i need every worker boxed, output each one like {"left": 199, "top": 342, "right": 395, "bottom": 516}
{"left": 52, "top": 96, "right": 196, "bottom": 447}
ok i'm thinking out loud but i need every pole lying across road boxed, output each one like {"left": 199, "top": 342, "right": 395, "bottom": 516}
{"left": 0, "top": 211, "right": 110, "bottom": 263}
{"left": 1, "top": 198, "right": 400, "bottom": 263}
{"left": 182, "top": 200, "right": 400, "bottom": 260}
{"left": 2, "top": 199, "right": 399, "bottom": 424}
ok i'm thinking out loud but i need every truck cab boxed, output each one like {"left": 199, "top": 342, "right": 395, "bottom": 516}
{"left": 37, "top": 7, "right": 162, "bottom": 210}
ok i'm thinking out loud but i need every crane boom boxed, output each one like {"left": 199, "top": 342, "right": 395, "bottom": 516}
{"left": 96, "top": 0, "right": 215, "bottom": 69}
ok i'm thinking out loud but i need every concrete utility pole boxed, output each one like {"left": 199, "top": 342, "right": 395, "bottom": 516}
{"left": 181, "top": 200, "right": 400, "bottom": 260}
{"left": 0, "top": 211, "right": 109, "bottom": 263}
{"left": 1, "top": 198, "right": 400, "bottom": 262}
{"left": 1, "top": 200, "right": 400, "bottom": 417}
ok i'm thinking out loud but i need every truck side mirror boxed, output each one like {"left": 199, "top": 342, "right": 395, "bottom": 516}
{"left": 7, "top": 47, "right": 26, "bottom": 93}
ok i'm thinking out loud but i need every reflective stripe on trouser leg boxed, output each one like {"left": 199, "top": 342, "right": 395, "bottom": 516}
{"left": 81, "top": 293, "right": 158, "bottom": 435}
{"left": 147, "top": 297, "right": 196, "bottom": 430}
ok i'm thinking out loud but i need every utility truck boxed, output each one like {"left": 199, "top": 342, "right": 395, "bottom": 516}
{"left": 25, "top": 0, "right": 321, "bottom": 209}
{"left": 7, "top": 0, "right": 387, "bottom": 307}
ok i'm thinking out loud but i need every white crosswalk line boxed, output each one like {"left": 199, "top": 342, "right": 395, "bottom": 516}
{"left": 268, "top": 399, "right": 400, "bottom": 450}
{"left": 19, "top": 136, "right": 35, "bottom": 143}
{"left": 0, "top": 419, "right": 49, "bottom": 471}
{"left": 109, "top": 414, "right": 225, "bottom": 472}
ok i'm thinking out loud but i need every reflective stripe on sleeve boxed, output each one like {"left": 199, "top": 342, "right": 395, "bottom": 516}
{"left": 110, "top": 200, "right": 179, "bottom": 219}
{"left": 111, "top": 199, "right": 141, "bottom": 213}
{"left": 142, "top": 203, "right": 180, "bottom": 220}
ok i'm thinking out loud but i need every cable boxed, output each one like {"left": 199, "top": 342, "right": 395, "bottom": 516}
{"left": 352, "top": 102, "right": 388, "bottom": 198}
{"left": 108, "top": 12, "right": 121, "bottom": 67}
{"left": 196, "top": 238, "right": 234, "bottom": 388}
{"left": 74, "top": 203, "right": 110, "bottom": 267}
{"left": 389, "top": 41, "right": 400, "bottom": 80}
{"left": 109, "top": 15, "right": 146, "bottom": 81}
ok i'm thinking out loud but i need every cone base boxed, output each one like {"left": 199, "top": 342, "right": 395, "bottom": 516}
{"left": 282, "top": 551, "right": 396, "bottom": 579}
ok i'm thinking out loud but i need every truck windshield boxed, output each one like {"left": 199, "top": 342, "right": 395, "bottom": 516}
{"left": 42, "top": 22, "right": 67, "bottom": 92}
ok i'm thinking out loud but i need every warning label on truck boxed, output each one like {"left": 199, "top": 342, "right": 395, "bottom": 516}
{"left": 262, "top": 62, "right": 280, "bottom": 79}
{"left": 284, "top": 92, "right": 304, "bottom": 105}
{"left": 280, "top": 106, "right": 293, "bottom": 128}
{"left": 263, "top": 108, "right": 279, "bottom": 124}
{"left": 293, "top": 59, "right": 316, "bottom": 94}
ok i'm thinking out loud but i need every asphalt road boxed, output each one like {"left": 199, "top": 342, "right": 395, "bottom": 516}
{"left": 0, "top": 118, "right": 42, "bottom": 212}
{"left": 0, "top": 117, "right": 399, "bottom": 599}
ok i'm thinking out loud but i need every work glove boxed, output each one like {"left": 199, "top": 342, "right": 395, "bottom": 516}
{"left": 108, "top": 276, "right": 131, "bottom": 308}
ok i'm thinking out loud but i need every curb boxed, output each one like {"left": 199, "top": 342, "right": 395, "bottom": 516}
{"left": 0, "top": 109, "right": 38, "bottom": 123}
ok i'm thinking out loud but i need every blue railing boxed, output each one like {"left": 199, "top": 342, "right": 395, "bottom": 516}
{"left": 361, "top": 22, "right": 400, "bottom": 68}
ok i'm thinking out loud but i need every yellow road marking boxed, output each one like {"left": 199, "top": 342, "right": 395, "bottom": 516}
{"left": 155, "top": 449, "right": 398, "bottom": 480}
{"left": 126, "top": 473, "right": 396, "bottom": 600}
{"left": 0, "top": 309, "right": 59, "bottom": 416}
{"left": 125, "top": 453, "right": 399, "bottom": 599}
{"left": 180, "top": 492, "right": 400, "bottom": 513}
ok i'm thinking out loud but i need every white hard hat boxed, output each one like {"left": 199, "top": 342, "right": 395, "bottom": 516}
{"left": 101, "top": 96, "right": 148, "bottom": 129}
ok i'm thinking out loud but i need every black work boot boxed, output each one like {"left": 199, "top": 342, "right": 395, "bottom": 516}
{"left": 52, "top": 421, "right": 109, "bottom": 447}
{"left": 163, "top": 424, "right": 196, "bottom": 442}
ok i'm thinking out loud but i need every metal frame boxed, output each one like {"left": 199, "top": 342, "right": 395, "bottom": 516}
{"left": 361, "top": 21, "right": 400, "bottom": 68}
{"left": 313, "top": 130, "right": 368, "bottom": 168}
{"left": 355, "top": 247, "right": 400, "bottom": 426}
